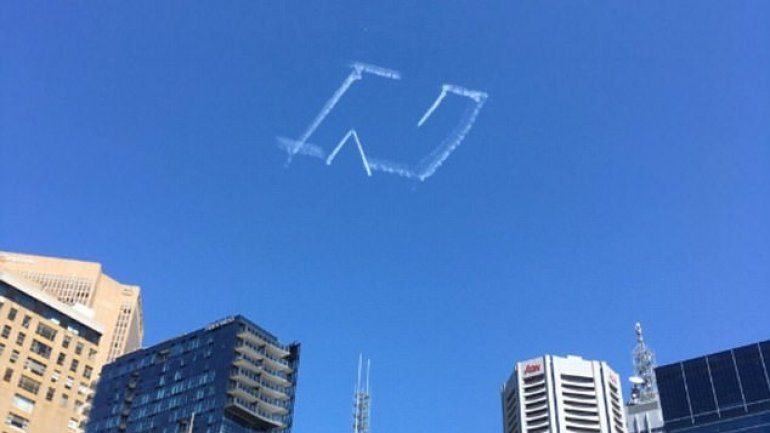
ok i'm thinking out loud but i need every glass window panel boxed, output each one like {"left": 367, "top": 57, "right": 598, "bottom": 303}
{"left": 761, "top": 341, "right": 770, "bottom": 380}
{"left": 734, "top": 345, "right": 770, "bottom": 405}
{"left": 683, "top": 358, "right": 717, "bottom": 416}
{"left": 708, "top": 351, "right": 743, "bottom": 412}
{"left": 656, "top": 364, "right": 691, "bottom": 422}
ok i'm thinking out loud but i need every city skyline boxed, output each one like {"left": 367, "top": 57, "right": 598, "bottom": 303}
{"left": 2, "top": 1, "right": 768, "bottom": 433}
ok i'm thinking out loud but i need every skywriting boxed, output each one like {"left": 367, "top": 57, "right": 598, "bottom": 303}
{"left": 278, "top": 61, "right": 488, "bottom": 181}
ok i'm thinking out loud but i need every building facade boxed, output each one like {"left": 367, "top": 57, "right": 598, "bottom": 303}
{"left": 655, "top": 339, "right": 770, "bottom": 433}
{"left": 501, "top": 354, "right": 627, "bottom": 433}
{"left": 86, "top": 315, "right": 300, "bottom": 433}
{"left": 0, "top": 251, "right": 143, "bottom": 369}
{"left": 0, "top": 270, "right": 103, "bottom": 433}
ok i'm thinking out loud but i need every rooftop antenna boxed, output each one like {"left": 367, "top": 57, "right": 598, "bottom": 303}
{"left": 353, "top": 354, "right": 371, "bottom": 433}
{"left": 629, "top": 322, "right": 658, "bottom": 404}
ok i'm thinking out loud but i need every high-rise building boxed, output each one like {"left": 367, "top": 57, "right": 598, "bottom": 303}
{"left": 501, "top": 354, "right": 627, "bottom": 433}
{"left": 655, "top": 339, "right": 770, "bottom": 433}
{"left": 625, "top": 323, "right": 664, "bottom": 433}
{"left": 86, "top": 315, "right": 300, "bottom": 433}
{"left": 0, "top": 251, "right": 143, "bottom": 369}
{"left": 0, "top": 270, "right": 103, "bottom": 433}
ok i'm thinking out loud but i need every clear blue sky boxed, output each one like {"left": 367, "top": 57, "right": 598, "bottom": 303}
{"left": 2, "top": 2, "right": 769, "bottom": 433}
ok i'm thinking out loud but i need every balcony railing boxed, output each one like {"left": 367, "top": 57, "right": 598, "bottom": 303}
{"left": 228, "top": 382, "right": 292, "bottom": 412}
{"left": 234, "top": 353, "right": 264, "bottom": 373}
{"left": 235, "top": 339, "right": 290, "bottom": 370}
{"left": 231, "top": 368, "right": 290, "bottom": 397}
{"left": 226, "top": 396, "right": 288, "bottom": 429}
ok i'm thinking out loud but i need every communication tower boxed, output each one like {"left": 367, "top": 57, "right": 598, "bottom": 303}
{"left": 629, "top": 322, "right": 658, "bottom": 404}
{"left": 353, "top": 354, "right": 372, "bottom": 433}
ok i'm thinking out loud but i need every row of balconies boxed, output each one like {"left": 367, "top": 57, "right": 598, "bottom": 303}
{"left": 234, "top": 338, "right": 291, "bottom": 371}
{"left": 237, "top": 330, "right": 290, "bottom": 357}
{"left": 225, "top": 395, "right": 289, "bottom": 429}
{"left": 228, "top": 382, "right": 290, "bottom": 412}
{"left": 231, "top": 367, "right": 291, "bottom": 399}
{"left": 232, "top": 354, "right": 292, "bottom": 387}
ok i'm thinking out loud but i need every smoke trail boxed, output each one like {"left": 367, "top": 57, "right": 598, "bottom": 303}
{"left": 367, "top": 158, "right": 418, "bottom": 179}
{"left": 285, "top": 62, "right": 402, "bottom": 165}
{"left": 351, "top": 62, "right": 402, "bottom": 80}
{"left": 277, "top": 136, "right": 326, "bottom": 159}
{"left": 279, "top": 62, "right": 487, "bottom": 182}
{"left": 416, "top": 89, "right": 488, "bottom": 181}
{"left": 326, "top": 129, "right": 372, "bottom": 176}
{"left": 417, "top": 86, "right": 449, "bottom": 128}
{"left": 444, "top": 84, "right": 486, "bottom": 102}
{"left": 285, "top": 69, "right": 363, "bottom": 163}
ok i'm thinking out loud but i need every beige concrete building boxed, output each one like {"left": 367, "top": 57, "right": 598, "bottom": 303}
{"left": 0, "top": 251, "right": 143, "bottom": 370}
{"left": 0, "top": 270, "right": 103, "bottom": 433}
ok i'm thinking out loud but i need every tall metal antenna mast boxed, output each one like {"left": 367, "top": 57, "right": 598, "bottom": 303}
{"left": 353, "top": 354, "right": 371, "bottom": 433}
{"left": 630, "top": 322, "right": 658, "bottom": 404}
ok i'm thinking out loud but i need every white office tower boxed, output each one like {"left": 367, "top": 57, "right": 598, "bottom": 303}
{"left": 501, "top": 354, "right": 627, "bottom": 433}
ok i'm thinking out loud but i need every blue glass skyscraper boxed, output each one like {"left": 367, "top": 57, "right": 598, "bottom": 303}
{"left": 655, "top": 339, "right": 770, "bottom": 433}
{"left": 86, "top": 316, "right": 300, "bottom": 433}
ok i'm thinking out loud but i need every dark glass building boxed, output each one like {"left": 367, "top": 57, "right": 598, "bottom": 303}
{"left": 86, "top": 316, "right": 300, "bottom": 433}
{"left": 655, "top": 339, "right": 770, "bottom": 433}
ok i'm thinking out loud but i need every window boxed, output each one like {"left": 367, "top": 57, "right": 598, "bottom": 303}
{"left": 67, "top": 418, "right": 78, "bottom": 430}
{"left": 83, "top": 365, "right": 93, "bottom": 379}
{"left": 51, "top": 370, "right": 60, "bottom": 382}
{"left": 177, "top": 420, "right": 190, "bottom": 433}
{"left": 0, "top": 342, "right": 4, "bottom": 355}
{"left": 59, "top": 393, "right": 69, "bottom": 407}
{"left": 11, "top": 350, "right": 19, "bottom": 363}
{"left": 735, "top": 344, "right": 770, "bottom": 404}
{"left": 21, "top": 315, "right": 31, "bottom": 328}
{"left": 2, "top": 325, "right": 11, "bottom": 338}
{"left": 70, "top": 359, "right": 79, "bottom": 373}
{"left": 708, "top": 351, "right": 742, "bottom": 412}
{"left": 29, "top": 340, "right": 52, "bottom": 359}
{"left": 24, "top": 358, "right": 46, "bottom": 376}
{"left": 57, "top": 353, "right": 66, "bottom": 365}
{"left": 62, "top": 336, "right": 71, "bottom": 349}
{"left": 12, "top": 394, "right": 35, "bottom": 413}
{"left": 18, "top": 375, "right": 41, "bottom": 394}
{"left": 65, "top": 376, "right": 74, "bottom": 389}
{"left": 5, "top": 413, "right": 29, "bottom": 431}
{"left": 3, "top": 367, "right": 13, "bottom": 382}
{"left": 78, "top": 383, "right": 89, "bottom": 395}
{"left": 88, "top": 348, "right": 97, "bottom": 360}
{"left": 74, "top": 400, "right": 83, "bottom": 413}
{"left": 46, "top": 387, "right": 55, "bottom": 401}
{"left": 16, "top": 332, "right": 25, "bottom": 346}
{"left": 35, "top": 323, "right": 57, "bottom": 341}
{"left": 75, "top": 342, "right": 83, "bottom": 355}
{"left": 8, "top": 307, "right": 18, "bottom": 321}
{"left": 683, "top": 358, "right": 716, "bottom": 416}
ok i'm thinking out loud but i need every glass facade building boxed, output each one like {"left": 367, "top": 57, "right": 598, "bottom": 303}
{"left": 86, "top": 316, "right": 300, "bottom": 433}
{"left": 655, "top": 340, "right": 770, "bottom": 433}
